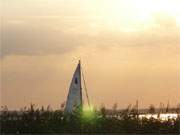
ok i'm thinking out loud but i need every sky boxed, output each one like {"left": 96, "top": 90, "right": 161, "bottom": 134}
{"left": 1, "top": 0, "right": 180, "bottom": 110}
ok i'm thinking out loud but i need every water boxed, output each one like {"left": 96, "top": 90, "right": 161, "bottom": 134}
{"left": 139, "top": 113, "right": 179, "bottom": 120}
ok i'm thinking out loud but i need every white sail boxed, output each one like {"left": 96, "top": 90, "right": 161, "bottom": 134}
{"left": 64, "top": 61, "right": 82, "bottom": 114}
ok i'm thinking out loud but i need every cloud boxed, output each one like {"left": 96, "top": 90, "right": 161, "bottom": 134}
{"left": 2, "top": 4, "right": 180, "bottom": 58}
{"left": 2, "top": 19, "right": 88, "bottom": 58}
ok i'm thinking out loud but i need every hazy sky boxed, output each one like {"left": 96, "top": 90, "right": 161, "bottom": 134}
{"left": 1, "top": 0, "right": 180, "bottom": 110}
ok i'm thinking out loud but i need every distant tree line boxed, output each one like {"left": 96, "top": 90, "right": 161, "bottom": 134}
{"left": 0, "top": 103, "right": 180, "bottom": 134}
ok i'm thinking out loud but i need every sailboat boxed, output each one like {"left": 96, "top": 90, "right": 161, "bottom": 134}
{"left": 64, "top": 60, "right": 90, "bottom": 114}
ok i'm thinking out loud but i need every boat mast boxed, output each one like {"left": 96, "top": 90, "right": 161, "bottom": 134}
{"left": 79, "top": 60, "right": 83, "bottom": 107}
{"left": 80, "top": 61, "right": 90, "bottom": 108}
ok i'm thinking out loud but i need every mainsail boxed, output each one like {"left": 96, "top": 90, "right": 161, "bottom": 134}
{"left": 64, "top": 61, "right": 82, "bottom": 114}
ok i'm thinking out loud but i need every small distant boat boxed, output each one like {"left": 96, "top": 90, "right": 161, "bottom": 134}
{"left": 64, "top": 60, "right": 90, "bottom": 114}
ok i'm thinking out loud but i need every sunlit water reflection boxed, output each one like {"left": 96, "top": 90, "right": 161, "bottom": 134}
{"left": 139, "top": 113, "right": 179, "bottom": 120}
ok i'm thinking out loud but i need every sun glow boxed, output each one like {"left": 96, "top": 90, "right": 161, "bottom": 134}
{"left": 96, "top": 0, "right": 180, "bottom": 31}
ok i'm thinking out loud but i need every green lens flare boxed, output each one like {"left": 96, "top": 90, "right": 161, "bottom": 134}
{"left": 82, "top": 105, "right": 96, "bottom": 121}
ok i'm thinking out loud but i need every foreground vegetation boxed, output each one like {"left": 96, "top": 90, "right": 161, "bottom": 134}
{"left": 1, "top": 104, "right": 180, "bottom": 134}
